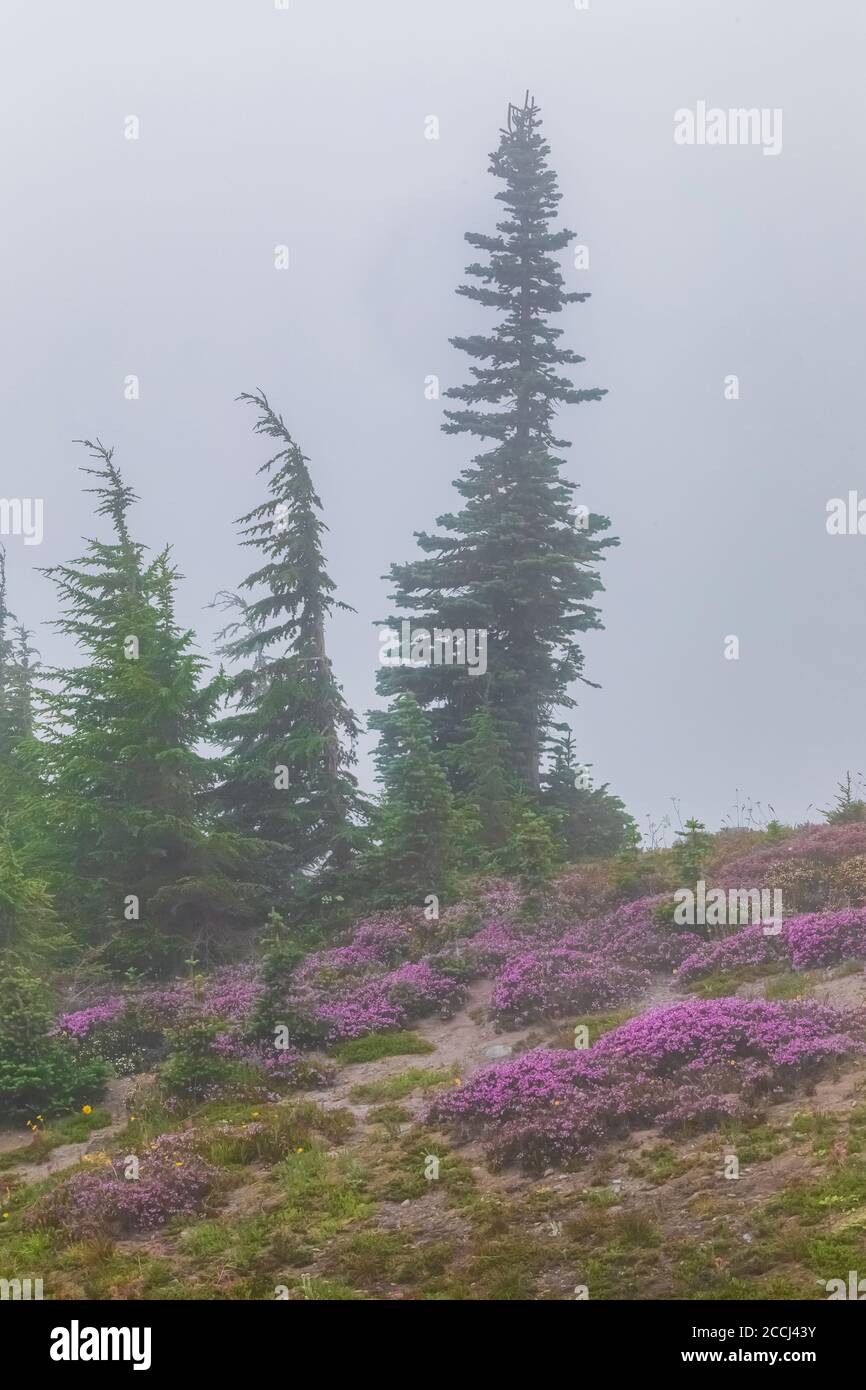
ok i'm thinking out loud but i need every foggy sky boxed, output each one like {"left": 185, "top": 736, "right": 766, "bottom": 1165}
{"left": 2, "top": 0, "right": 865, "bottom": 840}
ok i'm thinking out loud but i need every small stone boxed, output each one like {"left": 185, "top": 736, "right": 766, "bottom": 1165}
{"left": 483, "top": 1043, "right": 513, "bottom": 1059}
{"left": 401, "top": 1199, "right": 411, "bottom": 1206}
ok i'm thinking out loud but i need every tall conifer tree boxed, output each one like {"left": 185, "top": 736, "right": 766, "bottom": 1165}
{"left": 213, "top": 392, "right": 361, "bottom": 879}
{"left": 36, "top": 442, "right": 266, "bottom": 970}
{"left": 378, "top": 94, "right": 616, "bottom": 790}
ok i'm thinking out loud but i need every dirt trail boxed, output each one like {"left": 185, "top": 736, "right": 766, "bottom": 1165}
{"left": 305, "top": 972, "right": 685, "bottom": 1132}
{"left": 0, "top": 1076, "right": 138, "bottom": 1186}
{"left": 302, "top": 979, "right": 548, "bottom": 1123}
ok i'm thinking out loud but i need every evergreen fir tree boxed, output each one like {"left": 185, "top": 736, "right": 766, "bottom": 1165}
{"left": 452, "top": 705, "right": 517, "bottom": 865}
{"left": 213, "top": 391, "right": 362, "bottom": 880}
{"left": 36, "top": 441, "right": 267, "bottom": 971}
{"left": 542, "top": 729, "right": 634, "bottom": 859}
{"left": 368, "top": 694, "right": 453, "bottom": 906}
{"left": 672, "top": 817, "right": 712, "bottom": 885}
{"left": 0, "top": 548, "right": 43, "bottom": 851}
{"left": 378, "top": 93, "right": 616, "bottom": 791}
{"left": 0, "top": 548, "right": 35, "bottom": 761}
{"left": 499, "top": 798, "right": 559, "bottom": 917}
{"left": 0, "top": 551, "right": 69, "bottom": 965}
{"left": 822, "top": 772, "right": 866, "bottom": 824}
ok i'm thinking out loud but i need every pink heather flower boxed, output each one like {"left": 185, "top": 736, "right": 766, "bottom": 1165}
{"left": 55, "top": 999, "right": 124, "bottom": 1039}
{"left": 29, "top": 1132, "right": 217, "bottom": 1237}
{"left": 429, "top": 998, "right": 863, "bottom": 1171}
{"left": 678, "top": 908, "right": 866, "bottom": 983}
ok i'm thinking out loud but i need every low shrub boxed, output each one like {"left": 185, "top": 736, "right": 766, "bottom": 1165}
{"left": 429, "top": 998, "right": 863, "bottom": 1171}
{"left": 0, "top": 968, "right": 109, "bottom": 1122}
{"left": 28, "top": 1132, "right": 217, "bottom": 1238}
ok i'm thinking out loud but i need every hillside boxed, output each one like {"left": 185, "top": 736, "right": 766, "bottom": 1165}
{"left": 4, "top": 822, "right": 866, "bottom": 1301}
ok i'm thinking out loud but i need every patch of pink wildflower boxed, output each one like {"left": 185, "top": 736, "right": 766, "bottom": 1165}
{"left": 677, "top": 924, "right": 789, "bottom": 984}
{"left": 491, "top": 948, "right": 649, "bottom": 1026}
{"left": 430, "top": 998, "right": 863, "bottom": 1170}
{"left": 677, "top": 908, "right": 866, "bottom": 983}
{"left": 29, "top": 1132, "right": 217, "bottom": 1238}
{"left": 785, "top": 909, "right": 866, "bottom": 970}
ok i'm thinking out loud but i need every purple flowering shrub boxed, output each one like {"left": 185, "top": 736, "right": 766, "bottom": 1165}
{"left": 590, "top": 997, "right": 857, "bottom": 1075}
{"left": 55, "top": 998, "right": 125, "bottom": 1040}
{"left": 56, "top": 966, "right": 264, "bottom": 1069}
{"left": 708, "top": 824, "right": 866, "bottom": 914}
{"left": 491, "top": 948, "right": 649, "bottom": 1027}
{"left": 678, "top": 909, "right": 866, "bottom": 984}
{"left": 429, "top": 998, "right": 863, "bottom": 1170}
{"left": 713, "top": 823, "right": 866, "bottom": 883}
{"left": 272, "top": 909, "right": 471, "bottom": 1043}
{"left": 30, "top": 1133, "right": 217, "bottom": 1238}
{"left": 55, "top": 966, "right": 267, "bottom": 1078}
{"left": 677, "top": 924, "right": 790, "bottom": 985}
{"left": 785, "top": 909, "right": 866, "bottom": 969}
{"left": 383, "top": 961, "right": 466, "bottom": 1019}
{"left": 571, "top": 896, "right": 705, "bottom": 970}
{"left": 53, "top": 887, "right": 702, "bottom": 1062}
{"left": 290, "top": 962, "right": 467, "bottom": 1043}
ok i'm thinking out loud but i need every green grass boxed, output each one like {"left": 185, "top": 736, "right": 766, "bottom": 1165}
{"left": 764, "top": 971, "right": 814, "bottom": 1000}
{"left": 627, "top": 1142, "right": 693, "bottom": 1185}
{"left": 273, "top": 1148, "right": 374, "bottom": 1248}
{"left": 200, "top": 1101, "right": 354, "bottom": 1167}
{"left": 827, "top": 959, "right": 864, "bottom": 979}
{"left": 363, "top": 1125, "right": 477, "bottom": 1205}
{"left": 764, "top": 1157, "right": 866, "bottom": 1225}
{"left": 551, "top": 1007, "right": 635, "bottom": 1049}
{"left": 348, "top": 1066, "right": 456, "bottom": 1104}
{"left": 283, "top": 1275, "right": 367, "bottom": 1300}
{"left": 790, "top": 1109, "right": 840, "bottom": 1155}
{"left": 684, "top": 963, "right": 784, "bottom": 999}
{"left": 331, "top": 1031, "right": 435, "bottom": 1063}
{"left": 719, "top": 1119, "right": 786, "bottom": 1165}
{"left": 0, "top": 1106, "right": 113, "bottom": 1170}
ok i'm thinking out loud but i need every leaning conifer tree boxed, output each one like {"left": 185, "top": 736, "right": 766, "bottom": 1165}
{"left": 378, "top": 94, "right": 616, "bottom": 791}
{"left": 213, "top": 392, "right": 361, "bottom": 881}
{"left": 36, "top": 442, "right": 267, "bottom": 972}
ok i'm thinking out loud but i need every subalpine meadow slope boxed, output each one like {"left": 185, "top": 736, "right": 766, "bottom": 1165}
{"left": 3, "top": 821, "right": 866, "bottom": 1301}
